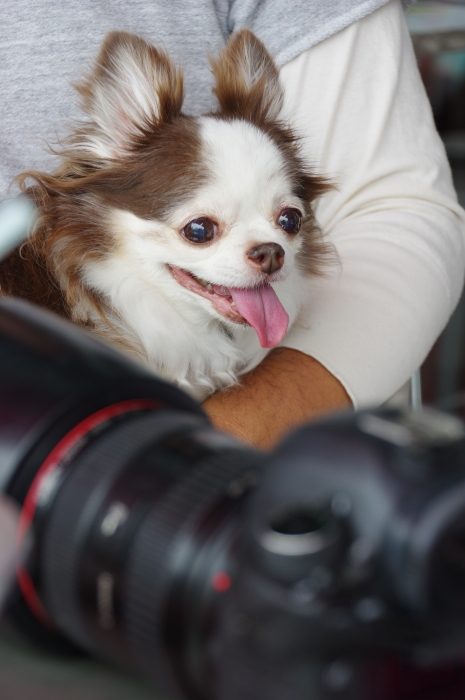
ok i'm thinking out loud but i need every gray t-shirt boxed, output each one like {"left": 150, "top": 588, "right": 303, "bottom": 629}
{"left": 0, "top": 0, "right": 409, "bottom": 195}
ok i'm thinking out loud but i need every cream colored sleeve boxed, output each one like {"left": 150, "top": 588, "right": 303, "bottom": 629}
{"left": 279, "top": 0, "right": 465, "bottom": 408}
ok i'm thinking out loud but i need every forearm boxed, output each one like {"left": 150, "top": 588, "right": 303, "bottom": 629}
{"left": 203, "top": 348, "right": 352, "bottom": 449}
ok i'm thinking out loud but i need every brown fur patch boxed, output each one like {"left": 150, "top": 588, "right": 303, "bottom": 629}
{"left": 0, "top": 241, "right": 68, "bottom": 317}
{"left": 80, "top": 118, "right": 204, "bottom": 220}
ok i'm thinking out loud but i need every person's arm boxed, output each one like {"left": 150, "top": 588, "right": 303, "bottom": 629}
{"left": 204, "top": 0, "right": 465, "bottom": 446}
{"left": 279, "top": 0, "right": 465, "bottom": 408}
{"left": 203, "top": 348, "right": 351, "bottom": 449}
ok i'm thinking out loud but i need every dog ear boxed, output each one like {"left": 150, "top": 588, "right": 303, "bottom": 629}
{"left": 210, "top": 29, "right": 283, "bottom": 125}
{"left": 76, "top": 31, "right": 184, "bottom": 159}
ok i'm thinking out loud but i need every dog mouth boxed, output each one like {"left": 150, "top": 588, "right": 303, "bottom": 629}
{"left": 168, "top": 265, "right": 289, "bottom": 348}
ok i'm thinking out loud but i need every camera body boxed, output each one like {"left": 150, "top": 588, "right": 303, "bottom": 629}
{"left": 216, "top": 407, "right": 465, "bottom": 699}
{"left": 2, "top": 298, "right": 465, "bottom": 700}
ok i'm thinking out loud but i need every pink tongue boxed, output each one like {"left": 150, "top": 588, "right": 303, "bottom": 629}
{"left": 230, "top": 285, "right": 289, "bottom": 348}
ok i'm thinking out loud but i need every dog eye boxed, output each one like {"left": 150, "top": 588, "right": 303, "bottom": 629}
{"left": 182, "top": 218, "right": 216, "bottom": 243}
{"left": 278, "top": 208, "right": 302, "bottom": 234}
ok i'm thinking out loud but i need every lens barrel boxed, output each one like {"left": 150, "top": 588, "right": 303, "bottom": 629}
{"left": 34, "top": 409, "right": 262, "bottom": 699}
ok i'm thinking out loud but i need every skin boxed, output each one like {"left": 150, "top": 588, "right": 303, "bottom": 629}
{"left": 203, "top": 347, "right": 352, "bottom": 450}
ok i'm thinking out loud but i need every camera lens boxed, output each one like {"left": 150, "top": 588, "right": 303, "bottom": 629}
{"left": 25, "top": 409, "right": 264, "bottom": 699}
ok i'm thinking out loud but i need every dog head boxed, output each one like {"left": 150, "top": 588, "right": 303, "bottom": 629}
{"left": 24, "top": 30, "right": 331, "bottom": 350}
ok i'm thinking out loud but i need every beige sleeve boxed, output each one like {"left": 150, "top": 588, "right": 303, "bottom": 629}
{"left": 279, "top": 0, "right": 465, "bottom": 407}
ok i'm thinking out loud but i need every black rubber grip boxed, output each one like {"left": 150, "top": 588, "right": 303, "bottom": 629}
{"left": 124, "top": 444, "right": 261, "bottom": 695}
{"left": 41, "top": 411, "right": 207, "bottom": 655}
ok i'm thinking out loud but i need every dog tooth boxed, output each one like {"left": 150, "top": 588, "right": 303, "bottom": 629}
{"left": 206, "top": 283, "right": 213, "bottom": 291}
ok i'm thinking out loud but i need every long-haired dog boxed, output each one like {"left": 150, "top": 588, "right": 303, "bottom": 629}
{"left": 0, "top": 30, "right": 331, "bottom": 400}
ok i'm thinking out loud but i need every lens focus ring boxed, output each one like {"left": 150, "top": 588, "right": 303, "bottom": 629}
{"left": 40, "top": 409, "right": 262, "bottom": 697}
{"left": 41, "top": 411, "right": 207, "bottom": 656}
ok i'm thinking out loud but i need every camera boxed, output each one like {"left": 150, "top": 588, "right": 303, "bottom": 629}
{"left": 2, "top": 297, "right": 465, "bottom": 700}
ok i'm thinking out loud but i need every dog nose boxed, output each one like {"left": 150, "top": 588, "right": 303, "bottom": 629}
{"left": 247, "top": 243, "right": 285, "bottom": 275}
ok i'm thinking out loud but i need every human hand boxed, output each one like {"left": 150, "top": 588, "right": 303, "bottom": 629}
{"left": 203, "top": 348, "right": 352, "bottom": 450}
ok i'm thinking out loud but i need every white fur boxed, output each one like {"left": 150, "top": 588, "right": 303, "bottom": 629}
{"left": 81, "top": 118, "right": 309, "bottom": 400}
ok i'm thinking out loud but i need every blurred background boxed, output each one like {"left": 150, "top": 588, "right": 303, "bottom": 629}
{"left": 407, "top": 0, "right": 465, "bottom": 402}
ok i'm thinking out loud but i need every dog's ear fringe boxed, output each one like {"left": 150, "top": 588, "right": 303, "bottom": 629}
{"left": 0, "top": 172, "right": 114, "bottom": 331}
{"left": 211, "top": 29, "right": 283, "bottom": 125}
{"left": 296, "top": 216, "right": 338, "bottom": 278}
{"left": 291, "top": 171, "right": 337, "bottom": 278}
{"left": 74, "top": 31, "right": 184, "bottom": 159}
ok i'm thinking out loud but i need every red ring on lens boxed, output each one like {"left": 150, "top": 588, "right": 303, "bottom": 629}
{"left": 16, "top": 399, "right": 159, "bottom": 625}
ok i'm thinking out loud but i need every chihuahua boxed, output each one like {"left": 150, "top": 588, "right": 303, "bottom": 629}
{"left": 0, "top": 29, "right": 330, "bottom": 400}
